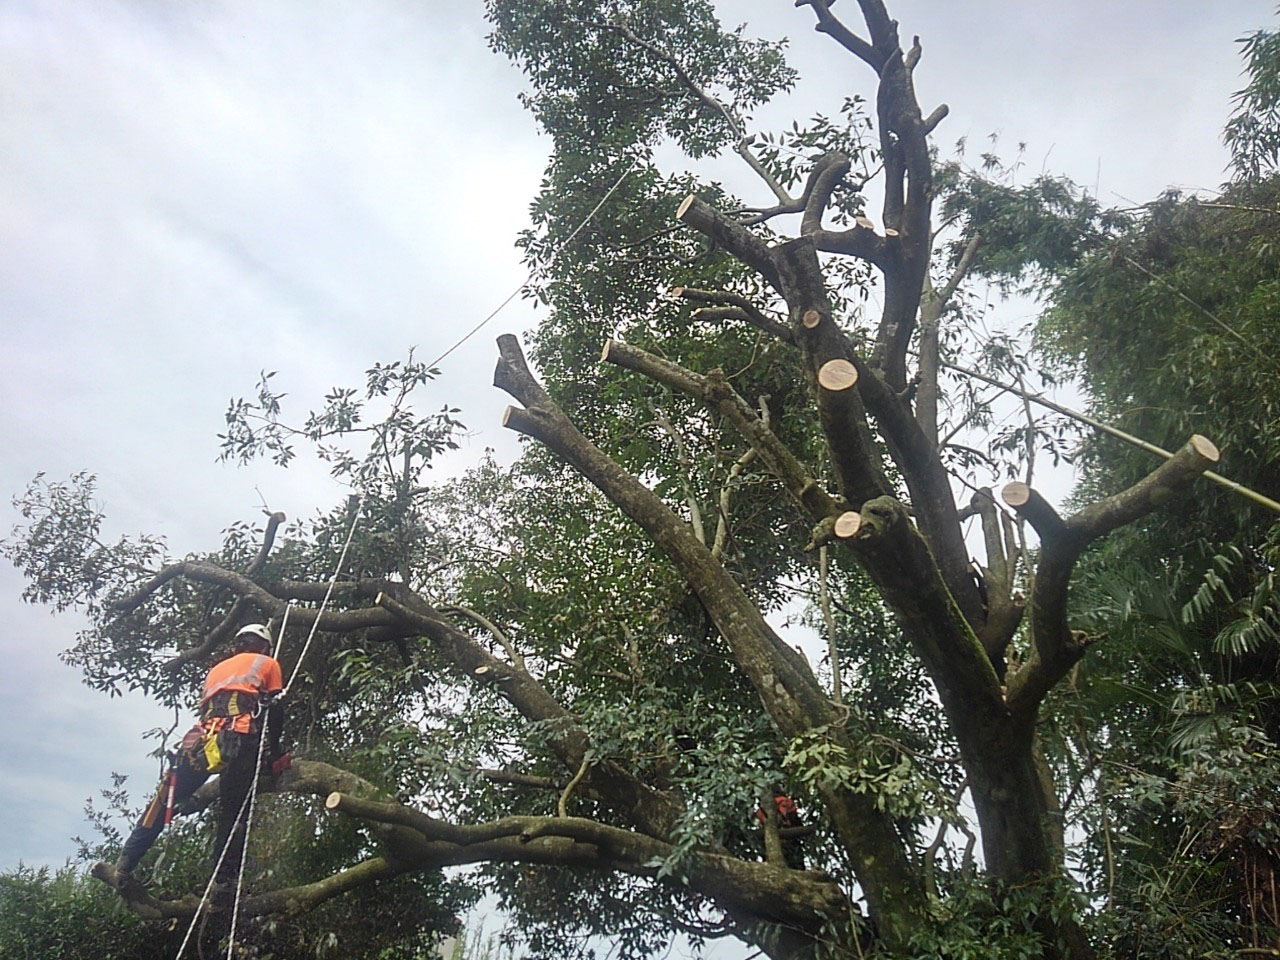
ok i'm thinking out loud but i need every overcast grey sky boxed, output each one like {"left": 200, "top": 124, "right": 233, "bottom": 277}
{"left": 0, "top": 0, "right": 1271, "bottom": 941}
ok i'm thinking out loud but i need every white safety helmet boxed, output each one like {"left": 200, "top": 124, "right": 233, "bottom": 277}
{"left": 235, "top": 623, "right": 273, "bottom": 649}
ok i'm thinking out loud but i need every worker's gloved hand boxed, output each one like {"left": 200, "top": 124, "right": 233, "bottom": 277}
{"left": 269, "top": 752, "right": 292, "bottom": 776}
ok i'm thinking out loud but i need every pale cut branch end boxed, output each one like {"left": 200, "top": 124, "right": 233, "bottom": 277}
{"left": 1188, "top": 434, "right": 1220, "bottom": 462}
{"left": 834, "top": 512, "right": 863, "bottom": 539}
{"left": 326, "top": 792, "right": 342, "bottom": 810}
{"left": 676, "top": 194, "right": 697, "bottom": 221}
{"left": 818, "top": 359, "right": 859, "bottom": 391}
{"left": 802, "top": 309, "right": 823, "bottom": 329}
{"left": 1001, "top": 482, "right": 1031, "bottom": 509}
{"left": 1000, "top": 482, "right": 1065, "bottom": 540}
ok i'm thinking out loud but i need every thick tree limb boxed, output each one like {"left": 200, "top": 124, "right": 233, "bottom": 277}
{"left": 323, "top": 793, "right": 848, "bottom": 933}
{"left": 835, "top": 497, "right": 1005, "bottom": 727}
{"left": 495, "top": 333, "right": 924, "bottom": 932}
{"left": 116, "top": 562, "right": 393, "bottom": 633}
{"left": 800, "top": 152, "right": 853, "bottom": 236}
{"left": 810, "top": 223, "right": 893, "bottom": 270}
{"left": 794, "top": 0, "right": 885, "bottom": 70}
{"left": 676, "top": 195, "right": 782, "bottom": 291}
{"left": 92, "top": 857, "right": 407, "bottom": 922}
{"left": 1003, "top": 435, "right": 1220, "bottom": 718}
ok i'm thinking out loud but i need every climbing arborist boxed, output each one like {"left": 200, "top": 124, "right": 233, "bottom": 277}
{"left": 112, "top": 623, "right": 290, "bottom": 892}
{"left": 756, "top": 789, "right": 807, "bottom": 869}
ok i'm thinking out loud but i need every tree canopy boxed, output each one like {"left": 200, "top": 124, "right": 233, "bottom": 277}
{"left": 5, "top": 2, "right": 1278, "bottom": 959}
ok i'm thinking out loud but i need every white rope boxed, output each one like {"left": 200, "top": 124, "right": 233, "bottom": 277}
{"left": 424, "top": 156, "right": 641, "bottom": 370}
{"left": 171, "top": 154, "right": 638, "bottom": 960}
{"left": 271, "top": 601, "right": 294, "bottom": 660}
{"left": 282, "top": 493, "right": 367, "bottom": 697}
{"left": 225, "top": 712, "right": 273, "bottom": 959}
{"left": 173, "top": 782, "right": 256, "bottom": 959}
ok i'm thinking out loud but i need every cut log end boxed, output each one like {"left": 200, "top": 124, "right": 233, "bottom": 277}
{"left": 817, "top": 358, "right": 859, "bottom": 392}
{"left": 676, "top": 194, "right": 696, "bottom": 221}
{"left": 884, "top": 228, "right": 900, "bottom": 237}
{"left": 834, "top": 511, "right": 863, "bottom": 539}
{"left": 802, "top": 309, "right": 823, "bottom": 329}
{"left": 501, "top": 406, "right": 517, "bottom": 428}
{"left": 374, "top": 591, "right": 386, "bottom": 606}
{"left": 474, "top": 665, "right": 491, "bottom": 676}
{"left": 600, "top": 340, "right": 615, "bottom": 363}
{"left": 325, "top": 792, "right": 342, "bottom": 810}
{"left": 1189, "top": 434, "right": 1220, "bottom": 463}
{"left": 1001, "top": 481, "right": 1032, "bottom": 508}
{"left": 855, "top": 216, "right": 875, "bottom": 230}
{"left": 670, "top": 286, "right": 685, "bottom": 298}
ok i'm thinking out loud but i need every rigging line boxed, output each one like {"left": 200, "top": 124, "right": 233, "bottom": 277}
{"left": 173, "top": 783, "right": 259, "bottom": 960}
{"left": 425, "top": 156, "right": 642, "bottom": 372}
{"left": 283, "top": 492, "right": 368, "bottom": 696}
{"left": 937, "top": 356, "right": 1280, "bottom": 517}
{"left": 271, "top": 601, "right": 294, "bottom": 661}
{"left": 226, "top": 712, "right": 273, "bottom": 959}
{"left": 1119, "top": 254, "right": 1280, "bottom": 371}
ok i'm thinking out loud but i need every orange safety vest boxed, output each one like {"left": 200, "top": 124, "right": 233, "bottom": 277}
{"left": 202, "top": 652, "right": 283, "bottom": 701}
{"left": 201, "top": 652, "right": 284, "bottom": 734}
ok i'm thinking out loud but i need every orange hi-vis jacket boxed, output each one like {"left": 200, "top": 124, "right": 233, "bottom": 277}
{"left": 201, "top": 652, "right": 284, "bottom": 734}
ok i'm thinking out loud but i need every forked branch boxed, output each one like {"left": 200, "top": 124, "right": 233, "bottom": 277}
{"left": 1003, "top": 435, "right": 1220, "bottom": 717}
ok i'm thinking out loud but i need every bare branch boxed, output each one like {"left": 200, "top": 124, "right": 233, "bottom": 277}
{"left": 438, "top": 603, "right": 526, "bottom": 671}
{"left": 819, "top": 546, "right": 843, "bottom": 704}
{"left": 601, "top": 338, "right": 840, "bottom": 520}
{"left": 673, "top": 286, "right": 795, "bottom": 345}
{"left": 1004, "top": 435, "right": 1220, "bottom": 717}
{"left": 651, "top": 403, "right": 708, "bottom": 544}
{"left": 795, "top": 0, "right": 885, "bottom": 71}
{"left": 559, "top": 754, "right": 592, "bottom": 817}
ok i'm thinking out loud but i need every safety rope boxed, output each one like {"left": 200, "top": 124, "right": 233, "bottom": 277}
{"left": 281, "top": 493, "right": 368, "bottom": 698}
{"left": 169, "top": 156, "right": 638, "bottom": 959}
{"left": 424, "top": 156, "right": 640, "bottom": 370}
{"left": 224, "top": 710, "right": 274, "bottom": 960}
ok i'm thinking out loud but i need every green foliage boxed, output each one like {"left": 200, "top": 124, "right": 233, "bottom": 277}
{"left": 1093, "top": 723, "right": 1280, "bottom": 957}
{"left": 0, "top": 864, "right": 177, "bottom": 960}
{"left": 486, "top": 0, "right": 794, "bottom": 160}
{"left": 903, "top": 877, "right": 1085, "bottom": 960}
{"left": 1226, "top": 19, "right": 1280, "bottom": 179}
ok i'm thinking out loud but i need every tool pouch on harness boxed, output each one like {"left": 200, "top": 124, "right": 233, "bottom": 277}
{"left": 182, "top": 689, "right": 262, "bottom": 775}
